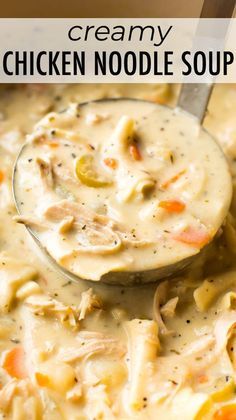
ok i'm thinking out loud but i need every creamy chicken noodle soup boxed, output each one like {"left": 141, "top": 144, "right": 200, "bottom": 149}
{"left": 1, "top": 83, "right": 236, "bottom": 419}
{"left": 14, "top": 99, "right": 231, "bottom": 282}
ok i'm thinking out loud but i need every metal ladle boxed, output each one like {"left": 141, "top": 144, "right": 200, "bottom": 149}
{"left": 12, "top": 0, "right": 235, "bottom": 286}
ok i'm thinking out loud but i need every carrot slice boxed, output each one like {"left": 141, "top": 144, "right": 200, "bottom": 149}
{"left": 129, "top": 144, "right": 142, "bottom": 161}
{"left": 160, "top": 169, "right": 186, "bottom": 189}
{"left": 35, "top": 372, "right": 50, "bottom": 387}
{"left": 197, "top": 374, "right": 208, "bottom": 384}
{"left": 104, "top": 158, "right": 117, "bottom": 169}
{"left": 159, "top": 200, "right": 185, "bottom": 213}
{"left": 48, "top": 142, "right": 59, "bottom": 148}
{"left": 0, "top": 170, "right": 4, "bottom": 184}
{"left": 173, "top": 226, "right": 210, "bottom": 248}
{"left": 213, "top": 405, "right": 236, "bottom": 420}
{"left": 36, "top": 137, "right": 59, "bottom": 148}
{"left": 3, "top": 347, "right": 27, "bottom": 379}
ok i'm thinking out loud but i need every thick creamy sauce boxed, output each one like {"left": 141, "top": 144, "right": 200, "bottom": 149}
{"left": 14, "top": 99, "right": 231, "bottom": 281}
{"left": 0, "top": 83, "right": 236, "bottom": 419}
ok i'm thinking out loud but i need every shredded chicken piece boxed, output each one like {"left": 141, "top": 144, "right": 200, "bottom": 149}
{"left": 59, "top": 331, "right": 126, "bottom": 362}
{"left": 160, "top": 296, "right": 179, "bottom": 318}
{"left": 25, "top": 289, "right": 102, "bottom": 330}
{"left": 52, "top": 160, "right": 79, "bottom": 187}
{"left": 153, "top": 280, "right": 173, "bottom": 335}
{"left": 45, "top": 200, "right": 149, "bottom": 254}
{"left": 78, "top": 288, "right": 103, "bottom": 321}
{"left": 15, "top": 198, "right": 149, "bottom": 259}
{"left": 44, "top": 200, "right": 122, "bottom": 255}
{"left": 25, "top": 294, "right": 80, "bottom": 330}
{"left": 36, "top": 157, "right": 54, "bottom": 189}
{"left": 44, "top": 199, "right": 108, "bottom": 225}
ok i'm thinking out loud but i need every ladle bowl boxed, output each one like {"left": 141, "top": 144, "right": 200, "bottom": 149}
{"left": 12, "top": 93, "right": 232, "bottom": 286}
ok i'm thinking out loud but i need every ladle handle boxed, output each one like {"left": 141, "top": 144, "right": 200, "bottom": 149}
{"left": 178, "top": 84, "right": 213, "bottom": 123}
{"left": 177, "top": 0, "right": 236, "bottom": 123}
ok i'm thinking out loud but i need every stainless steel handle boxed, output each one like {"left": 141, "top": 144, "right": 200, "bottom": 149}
{"left": 177, "top": 0, "right": 235, "bottom": 123}
{"left": 177, "top": 83, "right": 213, "bottom": 123}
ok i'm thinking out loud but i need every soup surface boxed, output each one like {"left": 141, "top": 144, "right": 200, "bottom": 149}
{"left": 14, "top": 99, "right": 232, "bottom": 281}
{"left": 0, "top": 83, "right": 236, "bottom": 419}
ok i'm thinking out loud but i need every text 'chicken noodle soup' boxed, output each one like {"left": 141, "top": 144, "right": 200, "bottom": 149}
{"left": 14, "top": 99, "right": 232, "bottom": 281}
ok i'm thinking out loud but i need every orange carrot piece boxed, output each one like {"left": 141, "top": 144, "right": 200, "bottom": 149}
{"left": 48, "top": 142, "right": 59, "bottom": 148}
{"left": 3, "top": 347, "right": 27, "bottom": 379}
{"left": 104, "top": 158, "right": 117, "bottom": 169}
{"left": 213, "top": 405, "right": 236, "bottom": 420}
{"left": 159, "top": 200, "right": 185, "bottom": 213}
{"left": 173, "top": 226, "right": 210, "bottom": 248}
{"left": 0, "top": 170, "right": 4, "bottom": 184}
{"left": 160, "top": 169, "right": 186, "bottom": 189}
{"left": 197, "top": 374, "right": 208, "bottom": 384}
{"left": 36, "top": 137, "right": 59, "bottom": 148}
{"left": 143, "top": 94, "right": 167, "bottom": 105}
{"left": 129, "top": 144, "right": 142, "bottom": 161}
{"left": 35, "top": 372, "right": 50, "bottom": 387}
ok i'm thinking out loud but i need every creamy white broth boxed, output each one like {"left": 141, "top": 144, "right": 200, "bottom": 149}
{"left": 14, "top": 99, "right": 231, "bottom": 281}
{"left": 0, "top": 84, "right": 236, "bottom": 419}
